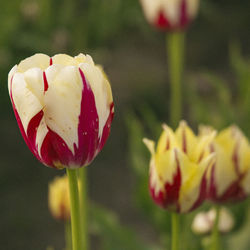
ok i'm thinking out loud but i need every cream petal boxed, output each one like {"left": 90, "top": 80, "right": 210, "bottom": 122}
{"left": 140, "top": 0, "right": 162, "bottom": 23}
{"left": 11, "top": 72, "right": 43, "bottom": 132}
{"left": 8, "top": 65, "right": 17, "bottom": 94}
{"left": 23, "top": 68, "right": 45, "bottom": 106}
{"left": 52, "top": 54, "right": 78, "bottom": 66}
{"left": 187, "top": 0, "right": 199, "bottom": 19}
{"left": 17, "top": 53, "right": 50, "bottom": 73}
{"left": 162, "top": 0, "right": 182, "bottom": 26}
{"left": 44, "top": 65, "right": 83, "bottom": 153}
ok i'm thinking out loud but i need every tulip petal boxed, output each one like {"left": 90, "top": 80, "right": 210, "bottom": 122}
{"left": 79, "top": 62, "right": 112, "bottom": 139}
{"left": 44, "top": 65, "right": 82, "bottom": 154}
{"left": 175, "top": 149, "right": 205, "bottom": 212}
{"left": 17, "top": 53, "right": 50, "bottom": 73}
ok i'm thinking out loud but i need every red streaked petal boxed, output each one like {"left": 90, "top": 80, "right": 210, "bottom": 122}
{"left": 75, "top": 68, "right": 100, "bottom": 166}
{"left": 98, "top": 102, "right": 114, "bottom": 153}
{"left": 156, "top": 11, "right": 171, "bottom": 30}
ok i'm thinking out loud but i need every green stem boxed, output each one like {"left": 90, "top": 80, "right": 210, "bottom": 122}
{"left": 210, "top": 206, "right": 221, "bottom": 250}
{"left": 65, "top": 221, "right": 72, "bottom": 250}
{"left": 167, "top": 32, "right": 185, "bottom": 128}
{"left": 67, "top": 169, "right": 82, "bottom": 250}
{"left": 171, "top": 212, "right": 180, "bottom": 250}
{"left": 78, "top": 167, "right": 88, "bottom": 250}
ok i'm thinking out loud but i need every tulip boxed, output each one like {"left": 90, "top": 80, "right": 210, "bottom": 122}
{"left": 48, "top": 175, "right": 71, "bottom": 221}
{"left": 205, "top": 125, "right": 250, "bottom": 203}
{"left": 192, "top": 207, "right": 234, "bottom": 235}
{"left": 143, "top": 121, "right": 216, "bottom": 213}
{"left": 8, "top": 53, "right": 114, "bottom": 169}
{"left": 139, "top": 0, "right": 199, "bottom": 31}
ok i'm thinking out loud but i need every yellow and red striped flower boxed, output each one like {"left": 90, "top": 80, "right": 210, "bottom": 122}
{"left": 140, "top": 0, "right": 199, "bottom": 31}
{"left": 48, "top": 175, "right": 71, "bottom": 221}
{"left": 205, "top": 125, "right": 250, "bottom": 202}
{"left": 144, "top": 121, "right": 215, "bottom": 213}
{"left": 8, "top": 53, "right": 114, "bottom": 169}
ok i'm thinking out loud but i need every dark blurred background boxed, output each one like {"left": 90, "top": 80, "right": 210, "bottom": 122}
{"left": 1, "top": 0, "right": 250, "bottom": 249}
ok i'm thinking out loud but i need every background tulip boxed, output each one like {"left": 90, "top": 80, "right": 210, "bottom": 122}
{"left": 143, "top": 121, "right": 216, "bottom": 213}
{"left": 140, "top": 0, "right": 199, "bottom": 31}
{"left": 8, "top": 53, "right": 114, "bottom": 169}
{"left": 48, "top": 175, "right": 71, "bottom": 221}
{"left": 191, "top": 207, "right": 234, "bottom": 235}
{"left": 206, "top": 126, "right": 250, "bottom": 203}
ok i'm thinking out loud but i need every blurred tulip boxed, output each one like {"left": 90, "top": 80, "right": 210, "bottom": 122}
{"left": 139, "top": 0, "right": 199, "bottom": 31}
{"left": 205, "top": 125, "right": 250, "bottom": 202}
{"left": 48, "top": 175, "right": 70, "bottom": 221}
{"left": 8, "top": 53, "right": 114, "bottom": 169}
{"left": 143, "top": 121, "right": 216, "bottom": 213}
{"left": 192, "top": 207, "right": 234, "bottom": 234}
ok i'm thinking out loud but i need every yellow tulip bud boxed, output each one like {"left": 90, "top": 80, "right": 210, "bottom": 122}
{"left": 206, "top": 125, "right": 250, "bottom": 202}
{"left": 143, "top": 121, "right": 216, "bottom": 213}
{"left": 48, "top": 175, "right": 70, "bottom": 221}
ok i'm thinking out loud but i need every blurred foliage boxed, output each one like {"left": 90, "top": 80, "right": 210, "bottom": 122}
{"left": 90, "top": 203, "right": 160, "bottom": 250}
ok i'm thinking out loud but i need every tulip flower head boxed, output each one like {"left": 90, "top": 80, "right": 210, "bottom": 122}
{"left": 205, "top": 125, "right": 250, "bottom": 203}
{"left": 140, "top": 0, "right": 199, "bottom": 31}
{"left": 192, "top": 207, "right": 234, "bottom": 235}
{"left": 48, "top": 175, "right": 70, "bottom": 221}
{"left": 143, "top": 121, "right": 216, "bottom": 213}
{"left": 8, "top": 53, "right": 114, "bottom": 169}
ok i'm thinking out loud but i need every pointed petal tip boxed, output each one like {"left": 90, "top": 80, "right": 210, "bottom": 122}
{"left": 143, "top": 138, "right": 155, "bottom": 155}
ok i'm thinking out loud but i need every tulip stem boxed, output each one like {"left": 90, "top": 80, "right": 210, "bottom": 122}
{"left": 210, "top": 205, "right": 221, "bottom": 250}
{"left": 78, "top": 167, "right": 89, "bottom": 250}
{"left": 67, "top": 169, "right": 82, "bottom": 250}
{"left": 167, "top": 32, "right": 185, "bottom": 128}
{"left": 65, "top": 221, "right": 72, "bottom": 250}
{"left": 171, "top": 212, "right": 180, "bottom": 250}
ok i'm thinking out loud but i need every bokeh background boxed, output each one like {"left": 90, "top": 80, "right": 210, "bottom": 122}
{"left": 1, "top": 0, "right": 250, "bottom": 249}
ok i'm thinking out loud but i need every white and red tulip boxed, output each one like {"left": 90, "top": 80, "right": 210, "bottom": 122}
{"left": 140, "top": 0, "right": 199, "bottom": 31}
{"left": 8, "top": 53, "right": 114, "bottom": 169}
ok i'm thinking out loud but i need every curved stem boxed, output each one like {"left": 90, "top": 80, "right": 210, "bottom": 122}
{"left": 167, "top": 32, "right": 185, "bottom": 128}
{"left": 78, "top": 167, "right": 89, "bottom": 250}
{"left": 210, "top": 205, "right": 221, "bottom": 250}
{"left": 171, "top": 212, "right": 180, "bottom": 250}
{"left": 67, "top": 169, "right": 82, "bottom": 250}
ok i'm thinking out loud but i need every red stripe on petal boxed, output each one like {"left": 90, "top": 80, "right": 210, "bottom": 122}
{"left": 164, "top": 167, "right": 181, "bottom": 212}
{"left": 74, "top": 68, "right": 100, "bottom": 166}
{"left": 50, "top": 58, "right": 53, "bottom": 66}
{"left": 98, "top": 102, "right": 114, "bottom": 153}
{"left": 40, "top": 129, "right": 74, "bottom": 168}
{"left": 43, "top": 71, "right": 49, "bottom": 92}
{"left": 156, "top": 11, "right": 172, "bottom": 30}
{"left": 149, "top": 166, "right": 181, "bottom": 212}
{"left": 179, "top": 0, "right": 190, "bottom": 29}
{"left": 207, "top": 164, "right": 246, "bottom": 203}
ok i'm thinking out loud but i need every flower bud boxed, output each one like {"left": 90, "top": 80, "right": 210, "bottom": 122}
{"left": 48, "top": 175, "right": 70, "bottom": 221}
{"left": 205, "top": 126, "right": 250, "bottom": 203}
{"left": 192, "top": 207, "right": 234, "bottom": 235}
{"left": 139, "top": 0, "right": 199, "bottom": 31}
{"left": 8, "top": 53, "right": 114, "bottom": 169}
{"left": 143, "top": 121, "right": 216, "bottom": 213}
